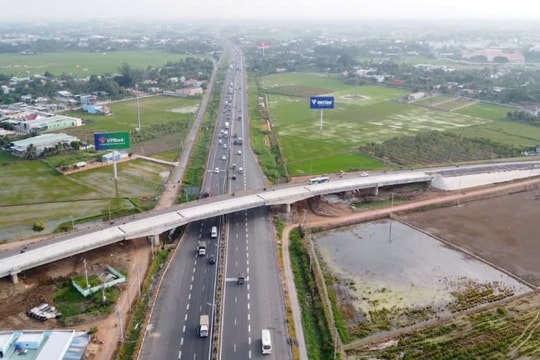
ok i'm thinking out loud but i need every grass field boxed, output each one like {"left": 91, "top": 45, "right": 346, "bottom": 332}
{"left": 265, "top": 80, "right": 491, "bottom": 174}
{"left": 0, "top": 158, "right": 170, "bottom": 241}
{"left": 62, "top": 95, "right": 199, "bottom": 142}
{"left": 0, "top": 51, "right": 189, "bottom": 77}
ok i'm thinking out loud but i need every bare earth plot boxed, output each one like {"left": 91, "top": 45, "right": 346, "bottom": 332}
{"left": 400, "top": 190, "right": 540, "bottom": 287}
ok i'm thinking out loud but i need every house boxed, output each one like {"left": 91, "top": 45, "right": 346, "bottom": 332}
{"left": 181, "top": 87, "right": 203, "bottom": 97}
{"left": 82, "top": 104, "right": 110, "bottom": 115}
{"left": 57, "top": 90, "right": 73, "bottom": 98}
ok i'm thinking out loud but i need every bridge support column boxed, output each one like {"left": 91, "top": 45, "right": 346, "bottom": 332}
{"left": 148, "top": 234, "right": 160, "bottom": 246}
{"left": 373, "top": 185, "right": 379, "bottom": 196}
{"left": 285, "top": 203, "right": 291, "bottom": 213}
{"left": 10, "top": 272, "right": 18, "bottom": 284}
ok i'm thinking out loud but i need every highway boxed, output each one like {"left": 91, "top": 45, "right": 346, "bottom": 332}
{"left": 219, "top": 51, "right": 291, "bottom": 359}
{"left": 138, "top": 49, "right": 239, "bottom": 360}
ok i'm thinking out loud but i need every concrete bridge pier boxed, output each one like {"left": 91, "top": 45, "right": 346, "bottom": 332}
{"left": 148, "top": 234, "right": 160, "bottom": 246}
{"left": 10, "top": 271, "right": 18, "bottom": 284}
{"left": 285, "top": 203, "right": 291, "bottom": 213}
{"left": 373, "top": 185, "right": 379, "bottom": 196}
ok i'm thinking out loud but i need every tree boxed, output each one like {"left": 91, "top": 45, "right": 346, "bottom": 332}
{"left": 24, "top": 144, "right": 38, "bottom": 160}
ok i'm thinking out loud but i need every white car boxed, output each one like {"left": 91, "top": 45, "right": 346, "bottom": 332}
{"left": 360, "top": 172, "right": 369, "bottom": 177}
{"left": 221, "top": 155, "right": 227, "bottom": 161}
{"left": 237, "top": 150, "right": 242, "bottom": 155}
{"left": 214, "top": 168, "right": 219, "bottom": 173}
{"left": 223, "top": 144, "right": 227, "bottom": 149}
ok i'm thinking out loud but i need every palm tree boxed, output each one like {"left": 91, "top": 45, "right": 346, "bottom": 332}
{"left": 24, "top": 144, "right": 37, "bottom": 160}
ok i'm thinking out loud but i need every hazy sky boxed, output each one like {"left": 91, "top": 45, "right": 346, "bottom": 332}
{"left": 2, "top": 0, "right": 538, "bottom": 21}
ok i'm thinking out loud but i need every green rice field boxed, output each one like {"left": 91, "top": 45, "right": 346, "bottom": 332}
{"left": 261, "top": 73, "right": 535, "bottom": 175}
{"left": 0, "top": 50, "right": 189, "bottom": 77}
{"left": 63, "top": 95, "right": 199, "bottom": 141}
{"left": 0, "top": 158, "right": 171, "bottom": 241}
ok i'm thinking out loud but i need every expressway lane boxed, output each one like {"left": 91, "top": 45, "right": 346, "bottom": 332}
{"left": 139, "top": 218, "right": 218, "bottom": 360}
{"left": 218, "top": 48, "right": 292, "bottom": 359}
{"left": 140, "top": 49, "right": 237, "bottom": 360}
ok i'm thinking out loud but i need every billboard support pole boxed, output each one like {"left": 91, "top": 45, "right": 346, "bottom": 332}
{"left": 113, "top": 151, "right": 119, "bottom": 197}
{"left": 320, "top": 109, "right": 323, "bottom": 133}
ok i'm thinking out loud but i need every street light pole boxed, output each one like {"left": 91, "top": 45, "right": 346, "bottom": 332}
{"left": 70, "top": 215, "right": 75, "bottom": 230}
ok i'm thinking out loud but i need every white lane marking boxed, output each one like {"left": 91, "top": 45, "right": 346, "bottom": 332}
{"left": 188, "top": 293, "right": 191, "bottom": 300}
{"left": 190, "top": 284, "right": 193, "bottom": 291}
{"left": 248, "top": 349, "right": 252, "bottom": 359}
{"left": 248, "top": 336, "right": 251, "bottom": 345}
{"left": 182, "top": 325, "right": 186, "bottom": 333}
{"left": 235, "top": 296, "right": 237, "bottom": 303}
{"left": 181, "top": 338, "right": 184, "bottom": 346}
{"left": 193, "top": 267, "right": 196, "bottom": 273}
{"left": 184, "top": 314, "right": 188, "bottom": 321}
{"left": 248, "top": 324, "right": 251, "bottom": 333}
{"left": 178, "top": 350, "right": 182, "bottom": 359}
{"left": 191, "top": 275, "right": 194, "bottom": 282}
{"left": 186, "top": 303, "right": 189, "bottom": 310}
{"left": 235, "top": 317, "right": 237, "bottom": 326}
{"left": 247, "top": 293, "right": 250, "bottom": 301}
{"left": 247, "top": 302, "right": 250, "bottom": 311}
{"left": 248, "top": 313, "right": 250, "bottom": 321}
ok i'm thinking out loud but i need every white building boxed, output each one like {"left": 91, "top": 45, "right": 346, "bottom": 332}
{"left": 8, "top": 133, "right": 80, "bottom": 157}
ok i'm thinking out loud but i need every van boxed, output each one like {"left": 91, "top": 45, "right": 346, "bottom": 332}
{"left": 211, "top": 226, "right": 217, "bottom": 238}
{"left": 261, "top": 329, "right": 272, "bottom": 354}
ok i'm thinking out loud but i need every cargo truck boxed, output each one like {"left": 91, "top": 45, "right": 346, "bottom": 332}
{"left": 199, "top": 314, "right": 209, "bottom": 337}
{"left": 197, "top": 241, "right": 207, "bottom": 256}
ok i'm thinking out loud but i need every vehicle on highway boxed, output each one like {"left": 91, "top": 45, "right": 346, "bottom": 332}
{"left": 197, "top": 241, "right": 207, "bottom": 257}
{"left": 261, "top": 329, "right": 272, "bottom": 354}
{"left": 214, "top": 167, "right": 219, "bottom": 173}
{"left": 232, "top": 163, "right": 236, "bottom": 170}
{"left": 238, "top": 167, "right": 243, "bottom": 174}
{"left": 237, "top": 150, "right": 242, "bottom": 155}
{"left": 223, "top": 143, "right": 227, "bottom": 149}
{"left": 218, "top": 139, "right": 222, "bottom": 144}
{"left": 360, "top": 172, "right": 369, "bottom": 177}
{"left": 232, "top": 174, "right": 237, "bottom": 180}
{"left": 307, "top": 176, "right": 330, "bottom": 185}
{"left": 211, "top": 226, "right": 218, "bottom": 238}
{"left": 237, "top": 273, "right": 245, "bottom": 285}
{"left": 221, "top": 155, "right": 227, "bottom": 161}
{"left": 208, "top": 255, "right": 216, "bottom": 265}
{"left": 199, "top": 315, "right": 209, "bottom": 337}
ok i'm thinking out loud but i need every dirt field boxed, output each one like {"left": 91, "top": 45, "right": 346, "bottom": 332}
{"left": 400, "top": 190, "right": 540, "bottom": 287}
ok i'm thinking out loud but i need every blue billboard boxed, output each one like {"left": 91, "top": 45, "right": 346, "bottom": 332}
{"left": 310, "top": 96, "right": 334, "bottom": 109}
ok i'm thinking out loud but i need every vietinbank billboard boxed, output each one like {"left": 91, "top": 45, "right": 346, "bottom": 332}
{"left": 94, "top": 132, "right": 130, "bottom": 150}
{"left": 310, "top": 96, "right": 334, "bottom": 109}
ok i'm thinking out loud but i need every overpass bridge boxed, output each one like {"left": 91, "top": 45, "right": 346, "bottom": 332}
{"left": 0, "top": 172, "right": 432, "bottom": 282}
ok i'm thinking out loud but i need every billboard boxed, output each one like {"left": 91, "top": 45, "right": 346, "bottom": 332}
{"left": 94, "top": 132, "right": 130, "bottom": 151}
{"left": 310, "top": 96, "right": 334, "bottom": 109}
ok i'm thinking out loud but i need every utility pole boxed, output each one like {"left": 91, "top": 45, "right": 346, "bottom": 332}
{"left": 83, "top": 259, "right": 90, "bottom": 289}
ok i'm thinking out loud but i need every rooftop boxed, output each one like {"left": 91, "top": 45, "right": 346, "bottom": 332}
{"left": 0, "top": 330, "right": 89, "bottom": 360}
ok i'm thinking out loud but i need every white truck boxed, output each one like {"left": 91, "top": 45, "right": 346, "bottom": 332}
{"left": 197, "top": 241, "right": 207, "bottom": 257}
{"left": 199, "top": 315, "right": 209, "bottom": 337}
